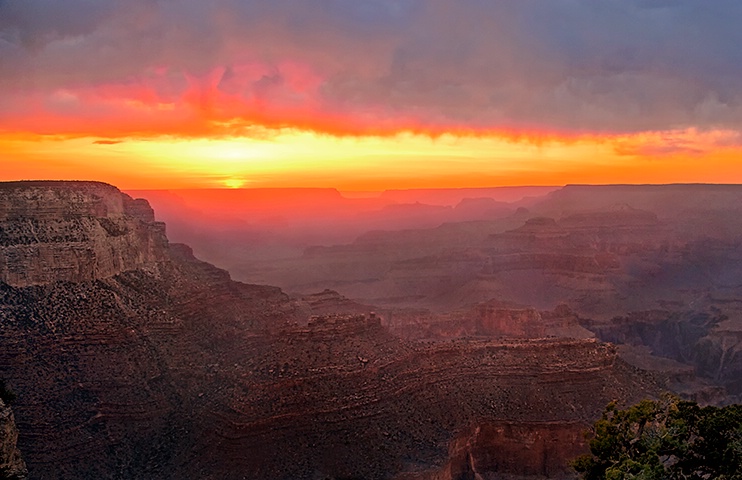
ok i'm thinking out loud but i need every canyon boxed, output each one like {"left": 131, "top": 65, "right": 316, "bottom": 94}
{"left": 208, "top": 184, "right": 741, "bottom": 404}
{"left": 3, "top": 181, "right": 741, "bottom": 478}
{"left": 0, "top": 181, "right": 671, "bottom": 479}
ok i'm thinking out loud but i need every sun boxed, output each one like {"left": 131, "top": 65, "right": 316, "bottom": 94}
{"left": 224, "top": 178, "right": 246, "bottom": 189}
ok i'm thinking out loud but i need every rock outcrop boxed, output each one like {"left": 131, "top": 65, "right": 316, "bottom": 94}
{"left": 389, "top": 302, "right": 593, "bottom": 341}
{"left": 398, "top": 422, "right": 588, "bottom": 480}
{"left": 0, "top": 181, "right": 167, "bottom": 287}
{"left": 0, "top": 182, "right": 298, "bottom": 478}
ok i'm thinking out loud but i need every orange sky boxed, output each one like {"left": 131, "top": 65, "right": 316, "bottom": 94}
{"left": 2, "top": 1, "right": 742, "bottom": 190}
{"left": 2, "top": 128, "right": 742, "bottom": 191}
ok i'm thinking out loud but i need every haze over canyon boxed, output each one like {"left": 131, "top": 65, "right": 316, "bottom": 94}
{"left": 0, "top": 180, "right": 740, "bottom": 479}
{"left": 3, "top": 2, "right": 742, "bottom": 478}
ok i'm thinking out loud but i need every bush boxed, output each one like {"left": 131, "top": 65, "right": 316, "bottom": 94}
{"left": 573, "top": 394, "right": 742, "bottom": 479}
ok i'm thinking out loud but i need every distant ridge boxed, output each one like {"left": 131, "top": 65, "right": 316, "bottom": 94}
{"left": 380, "top": 186, "right": 560, "bottom": 205}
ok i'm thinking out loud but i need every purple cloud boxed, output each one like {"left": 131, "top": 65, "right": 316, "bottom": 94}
{"left": 1, "top": 0, "right": 741, "bottom": 135}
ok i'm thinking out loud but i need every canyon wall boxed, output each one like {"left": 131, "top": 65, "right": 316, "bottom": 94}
{"left": 241, "top": 187, "right": 742, "bottom": 404}
{"left": 0, "top": 181, "right": 666, "bottom": 479}
{"left": 0, "top": 181, "right": 167, "bottom": 287}
{"left": 190, "top": 327, "right": 660, "bottom": 479}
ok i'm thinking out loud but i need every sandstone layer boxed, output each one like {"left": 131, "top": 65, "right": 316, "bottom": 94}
{"left": 0, "top": 181, "right": 167, "bottom": 287}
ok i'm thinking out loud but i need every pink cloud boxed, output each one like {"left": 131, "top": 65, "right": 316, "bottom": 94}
{"left": 2, "top": 0, "right": 742, "bottom": 139}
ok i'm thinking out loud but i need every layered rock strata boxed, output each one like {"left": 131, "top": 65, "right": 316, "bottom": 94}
{"left": 0, "top": 181, "right": 167, "bottom": 287}
{"left": 244, "top": 189, "right": 742, "bottom": 402}
{"left": 192, "top": 323, "right": 659, "bottom": 480}
{"left": 389, "top": 301, "right": 593, "bottom": 341}
{"left": 0, "top": 182, "right": 665, "bottom": 479}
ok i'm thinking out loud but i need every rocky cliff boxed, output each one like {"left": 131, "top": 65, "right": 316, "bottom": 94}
{"left": 585, "top": 306, "right": 742, "bottom": 400}
{"left": 389, "top": 302, "right": 593, "bottom": 341}
{"left": 0, "top": 182, "right": 298, "bottom": 478}
{"left": 0, "top": 181, "right": 167, "bottom": 287}
{"left": 192, "top": 325, "right": 660, "bottom": 479}
{"left": 0, "top": 181, "right": 665, "bottom": 479}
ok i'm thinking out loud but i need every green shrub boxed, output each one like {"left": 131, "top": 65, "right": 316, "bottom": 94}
{"left": 573, "top": 394, "right": 742, "bottom": 479}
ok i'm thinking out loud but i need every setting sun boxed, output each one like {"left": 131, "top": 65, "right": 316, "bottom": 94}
{"left": 1, "top": 1, "right": 741, "bottom": 191}
{"left": 224, "top": 177, "right": 247, "bottom": 188}
{"left": 3, "top": 2, "right": 742, "bottom": 479}
{"left": 2, "top": 128, "right": 742, "bottom": 190}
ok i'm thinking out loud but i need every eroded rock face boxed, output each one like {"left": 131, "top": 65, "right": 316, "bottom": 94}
{"left": 0, "top": 399, "right": 27, "bottom": 480}
{"left": 388, "top": 302, "right": 593, "bottom": 341}
{"left": 398, "top": 422, "right": 587, "bottom": 480}
{"left": 193, "top": 333, "right": 659, "bottom": 480}
{"left": 0, "top": 181, "right": 167, "bottom": 287}
{"left": 0, "top": 243, "right": 300, "bottom": 479}
{"left": 3, "top": 258, "right": 650, "bottom": 479}
{"left": 0, "top": 181, "right": 665, "bottom": 479}
{"left": 586, "top": 308, "right": 742, "bottom": 399}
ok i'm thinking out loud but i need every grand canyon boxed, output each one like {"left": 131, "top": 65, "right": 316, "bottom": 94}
{"left": 3, "top": 2, "right": 742, "bottom": 478}
{"left": 1, "top": 180, "right": 740, "bottom": 479}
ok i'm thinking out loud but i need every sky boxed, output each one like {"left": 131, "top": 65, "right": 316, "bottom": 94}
{"left": 2, "top": 0, "right": 742, "bottom": 190}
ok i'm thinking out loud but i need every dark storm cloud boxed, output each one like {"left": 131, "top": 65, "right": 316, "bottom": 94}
{"left": 1, "top": 0, "right": 741, "bottom": 135}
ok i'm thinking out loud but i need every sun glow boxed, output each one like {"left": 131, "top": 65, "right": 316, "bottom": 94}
{"left": 2, "top": 127, "right": 742, "bottom": 190}
{"left": 224, "top": 178, "right": 247, "bottom": 189}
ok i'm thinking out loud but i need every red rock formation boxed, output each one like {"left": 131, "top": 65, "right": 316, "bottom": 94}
{"left": 0, "top": 181, "right": 167, "bottom": 287}
{"left": 398, "top": 422, "right": 588, "bottom": 480}
{"left": 0, "top": 181, "right": 666, "bottom": 479}
{"left": 192, "top": 335, "right": 660, "bottom": 479}
{"left": 390, "top": 302, "right": 593, "bottom": 341}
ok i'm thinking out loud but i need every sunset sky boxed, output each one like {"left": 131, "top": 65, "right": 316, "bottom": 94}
{"left": 2, "top": 1, "right": 742, "bottom": 191}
